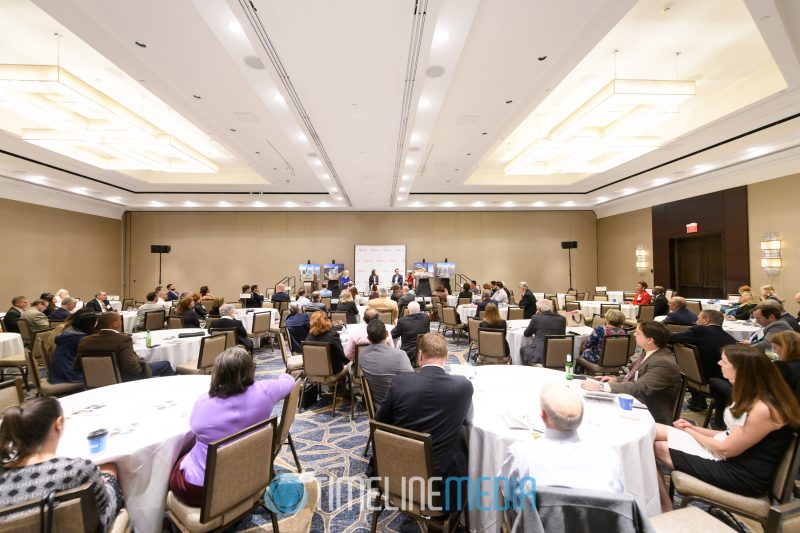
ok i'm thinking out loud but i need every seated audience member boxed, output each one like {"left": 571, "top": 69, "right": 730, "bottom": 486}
{"left": 771, "top": 330, "right": 800, "bottom": 391}
{"left": 651, "top": 286, "right": 669, "bottom": 317}
{"left": 49, "top": 296, "right": 77, "bottom": 322}
{"left": 725, "top": 291, "right": 758, "bottom": 321}
{"left": 349, "top": 286, "right": 360, "bottom": 302}
{"left": 774, "top": 302, "right": 800, "bottom": 333}
{"left": 39, "top": 293, "right": 56, "bottom": 317}
{"left": 50, "top": 310, "right": 97, "bottom": 384}
{"left": 271, "top": 284, "right": 290, "bottom": 302}
{"left": 368, "top": 284, "right": 379, "bottom": 301}
{"left": 632, "top": 281, "right": 652, "bottom": 305}
{"left": 663, "top": 296, "right": 698, "bottom": 325}
{"left": 336, "top": 291, "right": 359, "bottom": 324}
{"left": 86, "top": 291, "right": 114, "bottom": 313}
{"left": 54, "top": 288, "right": 70, "bottom": 307}
{"left": 199, "top": 285, "right": 215, "bottom": 301}
{"left": 359, "top": 319, "right": 414, "bottom": 405}
{"left": 367, "top": 287, "right": 399, "bottom": 323}
{"left": 295, "top": 288, "right": 311, "bottom": 309}
{"left": 470, "top": 280, "right": 480, "bottom": 295}
{"left": 285, "top": 303, "right": 310, "bottom": 352}
{"left": 376, "top": 333, "right": 473, "bottom": 510}
{"left": 582, "top": 321, "right": 680, "bottom": 424}
{"left": 580, "top": 309, "right": 627, "bottom": 364}
{"left": 457, "top": 283, "right": 473, "bottom": 302}
{"left": 653, "top": 345, "right": 800, "bottom": 511}
{"left": 670, "top": 310, "right": 736, "bottom": 413}
{"left": 796, "top": 292, "right": 800, "bottom": 322}
{"left": 740, "top": 302, "right": 793, "bottom": 351}
{"left": 156, "top": 287, "right": 169, "bottom": 305}
{"left": 480, "top": 303, "right": 509, "bottom": 356}
{"left": 191, "top": 293, "right": 207, "bottom": 319}
{"left": 475, "top": 290, "right": 493, "bottom": 314}
{"left": 517, "top": 282, "right": 537, "bottom": 319}
{"left": 305, "top": 292, "right": 327, "bottom": 314}
{"left": 345, "top": 308, "right": 392, "bottom": 361}
{"left": 305, "top": 311, "right": 348, "bottom": 373}
{"left": 759, "top": 284, "right": 783, "bottom": 304}
{"left": 319, "top": 284, "right": 333, "bottom": 298}
{"left": 521, "top": 299, "right": 566, "bottom": 365}
{"left": 240, "top": 284, "right": 253, "bottom": 307}
{"left": 396, "top": 285, "right": 416, "bottom": 314}
{"left": 207, "top": 296, "right": 225, "bottom": 317}
{"left": 490, "top": 281, "right": 509, "bottom": 305}
{"left": 21, "top": 299, "right": 50, "bottom": 333}
{"left": 391, "top": 301, "right": 430, "bottom": 365}
{"left": 77, "top": 312, "right": 175, "bottom": 380}
{"left": 249, "top": 284, "right": 264, "bottom": 307}
{"left": 0, "top": 397, "right": 124, "bottom": 529}
{"left": 389, "top": 284, "right": 402, "bottom": 302}
{"left": 431, "top": 283, "right": 449, "bottom": 302}
{"left": 208, "top": 304, "right": 253, "bottom": 352}
{"left": 501, "top": 383, "right": 623, "bottom": 493}
{"left": 166, "top": 284, "right": 180, "bottom": 301}
{"left": 136, "top": 291, "right": 164, "bottom": 330}
{"left": 176, "top": 297, "right": 201, "bottom": 328}
{"left": 169, "top": 348, "right": 294, "bottom": 506}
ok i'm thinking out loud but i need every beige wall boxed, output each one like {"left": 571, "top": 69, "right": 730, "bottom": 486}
{"left": 596, "top": 208, "right": 654, "bottom": 291}
{"left": 0, "top": 198, "right": 122, "bottom": 307}
{"left": 747, "top": 172, "right": 800, "bottom": 316}
{"left": 123, "top": 210, "right": 598, "bottom": 300}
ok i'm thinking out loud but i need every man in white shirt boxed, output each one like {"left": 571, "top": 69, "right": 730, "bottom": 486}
{"left": 491, "top": 281, "right": 509, "bottom": 305}
{"left": 295, "top": 289, "right": 311, "bottom": 309}
{"left": 501, "top": 383, "right": 624, "bottom": 494}
{"left": 136, "top": 291, "right": 166, "bottom": 330}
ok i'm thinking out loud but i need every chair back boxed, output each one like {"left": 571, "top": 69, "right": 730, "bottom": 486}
{"left": 600, "top": 303, "right": 621, "bottom": 315}
{"left": 672, "top": 343, "right": 706, "bottom": 388}
{"left": 441, "top": 306, "right": 458, "bottom": 327}
{"left": 198, "top": 334, "right": 227, "bottom": 371}
{"left": 277, "top": 379, "right": 303, "bottom": 450}
{"left": 278, "top": 330, "right": 292, "bottom": 364}
{"left": 507, "top": 307, "right": 524, "bottom": 320}
{"left": 121, "top": 298, "right": 134, "bottom": 310}
{"left": 375, "top": 311, "right": 391, "bottom": 325}
{"left": 623, "top": 291, "right": 637, "bottom": 301}
{"left": 542, "top": 335, "right": 574, "bottom": 369}
{"left": 167, "top": 315, "right": 185, "bottom": 329}
{"left": 564, "top": 294, "right": 576, "bottom": 303}
{"left": 685, "top": 300, "right": 703, "bottom": 315}
{"left": 0, "top": 319, "right": 5, "bottom": 332}
{"left": 576, "top": 292, "right": 586, "bottom": 301}
{"left": 478, "top": 328, "right": 507, "bottom": 363}
{"left": 665, "top": 323, "right": 692, "bottom": 335}
{"left": 637, "top": 304, "right": 654, "bottom": 322}
{"left": 361, "top": 373, "right": 378, "bottom": 419}
{"left": 302, "top": 341, "right": 334, "bottom": 377}
{"left": 590, "top": 314, "right": 606, "bottom": 329}
{"left": 593, "top": 294, "right": 609, "bottom": 301}
{"left": 208, "top": 328, "right": 236, "bottom": 349}
{"left": 0, "top": 378, "right": 23, "bottom": 414}
{"left": 276, "top": 300, "right": 290, "bottom": 315}
{"left": 321, "top": 297, "right": 332, "bottom": 309}
{"left": 598, "top": 334, "right": 631, "bottom": 368}
{"left": 457, "top": 297, "right": 471, "bottom": 306}
{"left": 200, "top": 417, "right": 277, "bottom": 524}
{"left": 251, "top": 311, "right": 271, "bottom": 335}
{"left": 80, "top": 353, "right": 121, "bottom": 389}
{"left": 672, "top": 374, "right": 688, "bottom": 422}
{"left": 331, "top": 312, "right": 347, "bottom": 325}
{"left": 144, "top": 310, "right": 166, "bottom": 331}
{"left": 32, "top": 328, "right": 53, "bottom": 369}
{"left": 627, "top": 333, "right": 637, "bottom": 357}
{"left": 467, "top": 317, "right": 481, "bottom": 344}
{"left": 24, "top": 350, "right": 45, "bottom": 394}
{"left": 548, "top": 297, "right": 559, "bottom": 311}
{"left": 17, "top": 319, "right": 32, "bottom": 347}
{"left": 0, "top": 482, "right": 99, "bottom": 533}
{"left": 772, "top": 431, "right": 800, "bottom": 504}
{"left": 565, "top": 301, "right": 580, "bottom": 312}
{"left": 279, "top": 309, "right": 290, "bottom": 328}
{"left": 566, "top": 289, "right": 577, "bottom": 296}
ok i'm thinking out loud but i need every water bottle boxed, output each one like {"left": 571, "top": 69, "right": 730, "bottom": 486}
{"left": 145, "top": 330, "right": 152, "bottom": 348}
{"left": 565, "top": 354, "right": 574, "bottom": 380}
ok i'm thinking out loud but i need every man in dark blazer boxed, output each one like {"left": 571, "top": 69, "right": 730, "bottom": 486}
{"left": 85, "top": 291, "right": 114, "bottom": 313}
{"left": 271, "top": 283, "right": 290, "bottom": 303}
{"left": 582, "top": 320, "right": 680, "bottom": 424}
{"left": 48, "top": 297, "right": 77, "bottom": 322}
{"left": 391, "top": 268, "right": 404, "bottom": 286}
{"left": 521, "top": 299, "right": 566, "bottom": 365}
{"left": 76, "top": 312, "right": 174, "bottom": 380}
{"left": 250, "top": 284, "right": 265, "bottom": 307}
{"left": 651, "top": 286, "right": 669, "bottom": 317}
{"left": 391, "top": 301, "right": 431, "bottom": 365}
{"left": 377, "top": 332, "right": 473, "bottom": 487}
{"left": 663, "top": 297, "right": 697, "bottom": 325}
{"left": 3, "top": 296, "right": 28, "bottom": 333}
{"left": 166, "top": 284, "right": 180, "bottom": 301}
{"left": 209, "top": 303, "right": 253, "bottom": 352}
{"left": 517, "top": 282, "right": 537, "bottom": 319}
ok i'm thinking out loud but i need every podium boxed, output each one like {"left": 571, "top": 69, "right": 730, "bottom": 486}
{"left": 414, "top": 273, "right": 433, "bottom": 297}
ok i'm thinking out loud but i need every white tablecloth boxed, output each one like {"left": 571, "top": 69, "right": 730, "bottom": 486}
{"left": 654, "top": 316, "right": 760, "bottom": 341}
{"left": 57, "top": 375, "right": 210, "bottom": 533}
{"left": 447, "top": 294, "right": 479, "bottom": 307}
{"left": 339, "top": 323, "right": 396, "bottom": 347}
{"left": 120, "top": 311, "right": 137, "bottom": 334}
{"left": 132, "top": 328, "right": 206, "bottom": 369}
{"left": 0, "top": 332, "right": 24, "bottom": 358}
{"left": 235, "top": 308, "right": 277, "bottom": 332}
{"left": 456, "top": 365, "right": 659, "bottom": 531}
{"left": 576, "top": 301, "right": 638, "bottom": 320}
{"left": 108, "top": 300, "right": 122, "bottom": 312}
{"left": 457, "top": 305, "right": 508, "bottom": 324}
{"left": 505, "top": 320, "right": 593, "bottom": 365}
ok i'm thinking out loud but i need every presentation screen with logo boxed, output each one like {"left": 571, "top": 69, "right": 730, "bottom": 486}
{"left": 354, "top": 244, "right": 407, "bottom": 292}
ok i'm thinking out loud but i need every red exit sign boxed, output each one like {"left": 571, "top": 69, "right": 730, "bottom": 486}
{"left": 686, "top": 222, "right": 699, "bottom": 234}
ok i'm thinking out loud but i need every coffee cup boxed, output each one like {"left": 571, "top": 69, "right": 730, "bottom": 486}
{"left": 87, "top": 429, "right": 109, "bottom": 454}
{"left": 617, "top": 394, "right": 634, "bottom": 411}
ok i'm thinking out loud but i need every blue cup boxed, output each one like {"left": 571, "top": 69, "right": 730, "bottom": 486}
{"left": 617, "top": 394, "right": 634, "bottom": 411}
{"left": 87, "top": 429, "right": 109, "bottom": 454}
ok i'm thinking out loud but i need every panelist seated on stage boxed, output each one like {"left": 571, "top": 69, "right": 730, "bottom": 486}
{"left": 208, "top": 304, "right": 254, "bottom": 352}
{"left": 663, "top": 297, "right": 698, "bottom": 325}
{"left": 77, "top": 312, "right": 175, "bottom": 381}
{"left": 501, "top": 383, "right": 624, "bottom": 494}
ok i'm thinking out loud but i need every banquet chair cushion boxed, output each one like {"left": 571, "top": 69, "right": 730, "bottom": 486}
{"left": 166, "top": 489, "right": 237, "bottom": 532}
{"left": 648, "top": 506, "right": 736, "bottom": 532}
{"left": 109, "top": 508, "right": 130, "bottom": 533}
{"left": 670, "top": 471, "right": 771, "bottom": 518}
{"left": 286, "top": 355, "right": 304, "bottom": 371}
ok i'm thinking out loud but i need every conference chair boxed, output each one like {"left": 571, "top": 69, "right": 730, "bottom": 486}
{"left": 672, "top": 343, "right": 714, "bottom": 427}
{"left": 576, "top": 292, "right": 587, "bottom": 301}
{"left": 0, "top": 331, "right": 31, "bottom": 386}
{"left": 377, "top": 311, "right": 393, "bottom": 325}
{"left": 0, "top": 320, "right": 4, "bottom": 332}
{"left": 566, "top": 289, "right": 577, "bottom": 296}
{"left": 208, "top": 328, "right": 237, "bottom": 350}
{"left": 369, "top": 421, "right": 468, "bottom": 533}
{"left": 321, "top": 297, "right": 332, "bottom": 309}
{"left": 565, "top": 301, "right": 581, "bottom": 312}
{"left": 439, "top": 307, "right": 465, "bottom": 344}
{"left": 576, "top": 334, "right": 630, "bottom": 375}
{"left": 16, "top": 319, "right": 33, "bottom": 350}
{"left": 467, "top": 317, "right": 481, "bottom": 362}
{"left": 24, "top": 350, "right": 83, "bottom": 397}
{"left": 476, "top": 328, "right": 509, "bottom": 365}
{"left": 623, "top": 291, "right": 637, "bottom": 301}
{"left": 672, "top": 374, "right": 689, "bottom": 422}
{"left": 590, "top": 314, "right": 606, "bottom": 329}
{"left": 79, "top": 353, "right": 122, "bottom": 389}
{"left": 275, "top": 378, "right": 303, "bottom": 473}
{"left": 350, "top": 345, "right": 367, "bottom": 421}
{"left": 457, "top": 297, "right": 471, "bottom": 306}
{"left": 300, "top": 341, "right": 349, "bottom": 417}
{"left": 665, "top": 323, "right": 692, "bottom": 335}
{"left": 121, "top": 298, "right": 135, "bottom": 310}
{"left": 593, "top": 294, "right": 609, "bottom": 302}
{"left": 176, "top": 333, "right": 227, "bottom": 375}
{"left": 31, "top": 328, "right": 54, "bottom": 372}
{"left": 600, "top": 303, "right": 621, "bottom": 315}
{"left": 548, "top": 297, "right": 559, "bottom": 311}
{"left": 361, "top": 375, "right": 378, "bottom": 456}
{"left": 167, "top": 315, "right": 185, "bottom": 329}
{"left": 278, "top": 329, "right": 303, "bottom": 378}
{"left": 247, "top": 310, "right": 272, "bottom": 349}
{"left": 542, "top": 335, "right": 575, "bottom": 370}
{"left": 331, "top": 311, "right": 347, "bottom": 325}
{"left": 564, "top": 294, "right": 577, "bottom": 303}
{"left": 637, "top": 304, "right": 655, "bottom": 323}
{"left": 666, "top": 289, "right": 675, "bottom": 299}
{"left": 0, "top": 378, "right": 24, "bottom": 414}
{"left": 685, "top": 300, "right": 703, "bottom": 315}
{"left": 143, "top": 310, "right": 166, "bottom": 331}
{"left": 507, "top": 306, "right": 524, "bottom": 320}
{"left": 165, "top": 418, "right": 279, "bottom": 533}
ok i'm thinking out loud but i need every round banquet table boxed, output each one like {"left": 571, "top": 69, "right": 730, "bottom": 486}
{"left": 57, "top": 375, "right": 210, "bottom": 533}
{"left": 505, "top": 320, "right": 593, "bottom": 365}
{"left": 653, "top": 316, "right": 760, "bottom": 341}
{"left": 447, "top": 294, "right": 480, "bottom": 307}
{"left": 455, "top": 365, "right": 659, "bottom": 532}
{"left": 0, "top": 332, "right": 24, "bottom": 358}
{"left": 576, "top": 301, "right": 638, "bottom": 320}
{"left": 120, "top": 311, "right": 137, "bottom": 333}
{"left": 132, "top": 328, "right": 206, "bottom": 369}
{"left": 235, "top": 307, "right": 277, "bottom": 332}
{"left": 457, "top": 304, "right": 508, "bottom": 324}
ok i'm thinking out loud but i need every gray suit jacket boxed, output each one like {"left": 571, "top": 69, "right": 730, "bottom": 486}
{"left": 752, "top": 319, "right": 793, "bottom": 352}
{"left": 521, "top": 312, "right": 566, "bottom": 364}
{"left": 609, "top": 347, "right": 680, "bottom": 424}
{"left": 359, "top": 342, "right": 414, "bottom": 405}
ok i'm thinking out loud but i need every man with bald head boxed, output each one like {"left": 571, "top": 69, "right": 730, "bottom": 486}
{"left": 500, "top": 383, "right": 623, "bottom": 493}
{"left": 663, "top": 296, "right": 697, "bottom": 325}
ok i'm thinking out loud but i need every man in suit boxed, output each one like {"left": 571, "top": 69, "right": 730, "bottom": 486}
{"left": 305, "top": 292, "right": 328, "bottom": 314}
{"left": 774, "top": 303, "right": 800, "bottom": 333}
{"left": 285, "top": 302, "right": 310, "bottom": 353}
{"left": 396, "top": 285, "right": 416, "bottom": 314}
{"left": 669, "top": 309, "right": 736, "bottom": 411}
{"left": 49, "top": 297, "right": 77, "bottom": 322}
{"left": 651, "top": 286, "right": 669, "bottom": 317}
{"left": 582, "top": 321, "right": 680, "bottom": 424}
{"left": 475, "top": 290, "right": 493, "bottom": 314}
{"left": 21, "top": 299, "right": 51, "bottom": 333}
{"left": 740, "top": 302, "right": 793, "bottom": 352}
{"left": 663, "top": 297, "right": 697, "bottom": 325}
{"left": 367, "top": 287, "right": 399, "bottom": 323}
{"left": 76, "top": 312, "right": 174, "bottom": 380}
{"left": 85, "top": 291, "right": 113, "bottom": 313}
{"left": 271, "top": 283, "right": 290, "bottom": 303}
{"left": 209, "top": 303, "right": 254, "bottom": 352}
{"left": 391, "top": 268, "right": 404, "bottom": 286}
{"left": 166, "top": 284, "right": 180, "bottom": 301}
{"left": 517, "top": 282, "right": 537, "bottom": 319}
{"left": 250, "top": 284, "right": 264, "bottom": 307}
{"left": 3, "top": 296, "right": 29, "bottom": 333}
{"left": 391, "top": 301, "right": 431, "bottom": 365}
{"left": 521, "top": 299, "right": 567, "bottom": 365}
{"left": 360, "top": 319, "right": 414, "bottom": 405}
{"left": 376, "top": 332, "right": 473, "bottom": 505}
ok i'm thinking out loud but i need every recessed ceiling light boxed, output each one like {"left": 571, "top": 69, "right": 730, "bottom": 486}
{"left": 412, "top": 201, "right": 423, "bottom": 208}
{"left": 402, "top": 174, "right": 411, "bottom": 181}
{"left": 442, "top": 201, "right": 455, "bottom": 208}
{"left": 652, "top": 178, "right": 671, "bottom": 186}
{"left": 399, "top": 187, "right": 407, "bottom": 192}
{"left": 318, "top": 201, "right": 329, "bottom": 207}
{"left": 595, "top": 196, "right": 608, "bottom": 203}
{"left": 426, "top": 66, "right": 445, "bottom": 78}
{"left": 228, "top": 21, "right": 243, "bottom": 34}
{"left": 184, "top": 201, "right": 197, "bottom": 207}
{"left": 419, "top": 98, "right": 431, "bottom": 109}
{"left": 322, "top": 174, "right": 330, "bottom": 180}
{"left": 107, "top": 197, "right": 123, "bottom": 204}
{"left": 328, "top": 188, "right": 337, "bottom": 193}
{"left": 134, "top": 41, "right": 147, "bottom": 48}
{"left": 314, "top": 160, "right": 323, "bottom": 167}
{"left": 621, "top": 188, "right": 637, "bottom": 195}
{"left": 562, "top": 201, "right": 575, "bottom": 207}
{"left": 434, "top": 30, "right": 450, "bottom": 44}
{"left": 472, "top": 201, "right": 485, "bottom": 207}
{"left": 284, "top": 201, "right": 296, "bottom": 207}
{"left": 252, "top": 201, "right": 265, "bottom": 208}
{"left": 71, "top": 187, "right": 88, "bottom": 195}
{"left": 693, "top": 164, "right": 713, "bottom": 173}
{"left": 405, "top": 158, "right": 415, "bottom": 165}
{"left": 150, "top": 200, "right": 164, "bottom": 207}
{"left": 273, "top": 93, "right": 284, "bottom": 103}
{"left": 297, "top": 132, "right": 307, "bottom": 141}
{"left": 746, "top": 146, "right": 769, "bottom": 157}
{"left": 503, "top": 201, "right": 515, "bottom": 207}
{"left": 334, "top": 196, "right": 342, "bottom": 201}
{"left": 532, "top": 201, "right": 545, "bottom": 207}
{"left": 219, "top": 201, "right": 231, "bottom": 207}
{"left": 26, "top": 175, "right": 47, "bottom": 184}
{"left": 410, "top": 133, "right": 420, "bottom": 143}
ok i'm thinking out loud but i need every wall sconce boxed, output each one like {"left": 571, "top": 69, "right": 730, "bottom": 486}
{"left": 635, "top": 245, "right": 649, "bottom": 274}
{"left": 760, "top": 233, "right": 782, "bottom": 276}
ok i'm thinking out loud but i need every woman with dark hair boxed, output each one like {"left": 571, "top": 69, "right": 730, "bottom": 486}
{"left": 50, "top": 309, "right": 98, "bottom": 383}
{"left": 169, "top": 347, "right": 294, "bottom": 506}
{"left": 306, "top": 311, "right": 348, "bottom": 373}
{"left": 368, "top": 269, "right": 379, "bottom": 291}
{"left": 39, "top": 292, "right": 56, "bottom": 317}
{"left": 632, "top": 281, "right": 652, "bottom": 305}
{"left": 653, "top": 345, "right": 800, "bottom": 510}
{"left": 199, "top": 286, "right": 215, "bottom": 302}
{"left": 458, "top": 282, "right": 473, "bottom": 301}
{"left": 771, "top": 330, "right": 800, "bottom": 391}
{"left": 176, "top": 297, "right": 201, "bottom": 328}
{"left": 368, "top": 284, "right": 380, "bottom": 300}
{"left": 479, "top": 303, "right": 509, "bottom": 356}
{"left": 207, "top": 296, "right": 225, "bottom": 317}
{"left": 0, "top": 397, "right": 124, "bottom": 529}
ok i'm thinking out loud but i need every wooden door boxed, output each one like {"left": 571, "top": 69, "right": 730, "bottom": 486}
{"left": 671, "top": 235, "right": 724, "bottom": 298}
